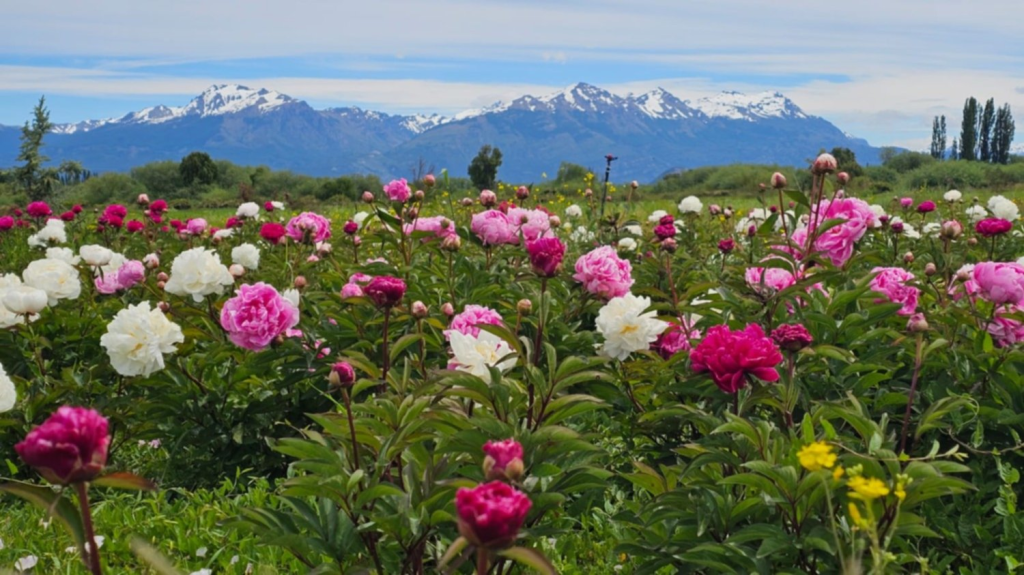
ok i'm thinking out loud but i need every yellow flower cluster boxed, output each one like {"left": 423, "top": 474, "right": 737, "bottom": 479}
{"left": 797, "top": 441, "right": 837, "bottom": 472}
{"left": 847, "top": 476, "right": 890, "bottom": 500}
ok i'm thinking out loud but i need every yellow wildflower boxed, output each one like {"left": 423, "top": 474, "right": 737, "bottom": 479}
{"left": 832, "top": 466, "right": 845, "bottom": 480}
{"left": 848, "top": 502, "right": 864, "bottom": 529}
{"left": 895, "top": 486, "right": 906, "bottom": 501}
{"left": 798, "top": 441, "right": 837, "bottom": 472}
{"left": 848, "top": 476, "right": 890, "bottom": 500}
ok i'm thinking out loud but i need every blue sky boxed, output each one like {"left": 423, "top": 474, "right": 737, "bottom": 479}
{"left": 3, "top": 0, "right": 1024, "bottom": 149}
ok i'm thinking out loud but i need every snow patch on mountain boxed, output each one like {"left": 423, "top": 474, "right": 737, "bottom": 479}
{"left": 689, "top": 91, "right": 808, "bottom": 121}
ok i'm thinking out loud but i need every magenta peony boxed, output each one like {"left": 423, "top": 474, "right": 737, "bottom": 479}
{"left": 870, "top": 267, "right": 919, "bottom": 316}
{"left": 15, "top": 406, "right": 109, "bottom": 485}
{"left": 651, "top": 322, "right": 700, "bottom": 359}
{"left": 456, "top": 481, "right": 532, "bottom": 549}
{"left": 917, "top": 200, "right": 936, "bottom": 213}
{"left": 0, "top": 216, "right": 13, "bottom": 231}
{"left": 383, "top": 178, "right": 412, "bottom": 203}
{"left": 220, "top": 282, "right": 300, "bottom": 351}
{"left": 973, "top": 261, "right": 1024, "bottom": 306}
{"left": 471, "top": 210, "right": 517, "bottom": 245}
{"left": 976, "top": 218, "right": 1013, "bottom": 237}
{"left": 186, "top": 218, "right": 208, "bottom": 236}
{"left": 446, "top": 304, "right": 503, "bottom": 340}
{"left": 329, "top": 361, "right": 356, "bottom": 387}
{"left": 364, "top": 275, "right": 407, "bottom": 308}
{"left": 286, "top": 212, "right": 332, "bottom": 244}
{"left": 260, "top": 222, "right": 287, "bottom": 244}
{"left": 482, "top": 438, "right": 525, "bottom": 481}
{"left": 691, "top": 324, "right": 783, "bottom": 394}
{"left": 573, "top": 246, "right": 634, "bottom": 299}
{"left": 988, "top": 307, "right": 1024, "bottom": 347}
{"left": 26, "top": 201, "right": 52, "bottom": 219}
{"left": 526, "top": 237, "right": 565, "bottom": 278}
{"left": 771, "top": 323, "right": 814, "bottom": 352}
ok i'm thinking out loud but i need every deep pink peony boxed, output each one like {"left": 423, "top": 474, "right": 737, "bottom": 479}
{"left": 286, "top": 212, "right": 332, "bottom": 244}
{"left": 917, "top": 200, "right": 936, "bottom": 213}
{"left": 126, "top": 220, "right": 144, "bottom": 233}
{"left": 26, "top": 201, "right": 52, "bottom": 219}
{"left": 771, "top": 323, "right": 814, "bottom": 352}
{"left": 105, "top": 204, "right": 128, "bottom": 219}
{"left": 149, "top": 199, "right": 168, "bottom": 213}
{"left": 718, "top": 238, "right": 735, "bottom": 253}
{"left": 654, "top": 223, "right": 677, "bottom": 240}
{"left": 988, "top": 307, "right": 1024, "bottom": 347}
{"left": 364, "top": 275, "right": 407, "bottom": 308}
{"left": 482, "top": 438, "right": 525, "bottom": 480}
{"left": 471, "top": 210, "right": 517, "bottom": 245}
{"left": 446, "top": 304, "right": 503, "bottom": 340}
{"left": 900, "top": 197, "right": 914, "bottom": 208}
{"left": 456, "top": 481, "right": 532, "bottom": 549}
{"left": 973, "top": 261, "right": 1024, "bottom": 306}
{"left": 573, "top": 246, "right": 634, "bottom": 299}
{"left": 383, "top": 178, "right": 412, "bottom": 203}
{"left": 60, "top": 211, "right": 76, "bottom": 222}
{"left": 651, "top": 322, "right": 700, "bottom": 359}
{"left": 506, "top": 208, "right": 554, "bottom": 242}
{"left": 220, "top": 282, "right": 300, "bottom": 351}
{"left": 260, "top": 222, "right": 287, "bottom": 244}
{"left": 976, "top": 218, "right": 1013, "bottom": 237}
{"left": 745, "top": 264, "right": 796, "bottom": 295}
{"left": 330, "top": 361, "right": 356, "bottom": 387}
{"left": 870, "top": 267, "right": 919, "bottom": 316}
{"left": 403, "top": 215, "right": 456, "bottom": 239}
{"left": 263, "top": 201, "right": 275, "bottom": 212}
{"left": 527, "top": 237, "right": 565, "bottom": 277}
{"left": 691, "top": 324, "right": 783, "bottom": 394}
{"left": 0, "top": 216, "right": 14, "bottom": 231}
{"left": 15, "top": 406, "right": 109, "bottom": 485}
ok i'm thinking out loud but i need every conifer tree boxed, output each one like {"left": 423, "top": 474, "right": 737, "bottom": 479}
{"left": 980, "top": 98, "right": 996, "bottom": 162}
{"left": 960, "top": 97, "right": 979, "bottom": 161}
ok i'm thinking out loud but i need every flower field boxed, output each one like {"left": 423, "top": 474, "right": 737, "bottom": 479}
{"left": 1, "top": 158, "right": 1024, "bottom": 574}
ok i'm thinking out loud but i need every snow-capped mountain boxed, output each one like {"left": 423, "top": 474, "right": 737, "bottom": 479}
{"left": 5, "top": 82, "right": 883, "bottom": 181}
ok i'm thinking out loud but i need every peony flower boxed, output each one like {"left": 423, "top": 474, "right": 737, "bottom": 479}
{"left": 116, "top": 260, "right": 145, "bottom": 290}
{"left": 651, "top": 321, "right": 700, "bottom": 359}
{"left": 988, "top": 307, "right": 1024, "bottom": 347}
{"left": 976, "top": 218, "right": 1013, "bottom": 237}
{"left": 917, "top": 200, "right": 936, "bottom": 213}
{"left": 26, "top": 201, "right": 52, "bottom": 219}
{"left": 647, "top": 209, "right": 668, "bottom": 223}
{"left": 286, "top": 212, "right": 332, "bottom": 244}
{"left": 383, "top": 178, "right": 412, "bottom": 203}
{"left": 973, "top": 261, "right": 1024, "bottom": 307}
{"left": 15, "top": 406, "right": 109, "bottom": 485}
{"left": 260, "top": 222, "right": 287, "bottom": 244}
{"left": 126, "top": 220, "right": 145, "bottom": 233}
{"left": 691, "top": 324, "right": 783, "bottom": 394}
{"left": 446, "top": 305, "right": 504, "bottom": 340}
{"left": 364, "top": 275, "right": 407, "bottom": 308}
{"left": 220, "top": 282, "right": 300, "bottom": 352}
{"left": 340, "top": 282, "right": 364, "bottom": 298}
{"left": 0, "top": 216, "right": 13, "bottom": 230}
{"left": 185, "top": 218, "right": 208, "bottom": 236}
{"left": 678, "top": 196, "right": 703, "bottom": 214}
{"left": 456, "top": 481, "right": 531, "bottom": 549}
{"left": 2, "top": 285, "right": 49, "bottom": 315}
{"left": 23, "top": 258, "right": 80, "bottom": 305}
{"left": 870, "top": 267, "right": 919, "bottom": 316}
{"left": 573, "top": 246, "right": 634, "bottom": 299}
{"left": 236, "top": 202, "right": 260, "bottom": 218}
{"left": 526, "top": 237, "right": 565, "bottom": 277}
{"left": 80, "top": 245, "right": 114, "bottom": 267}
{"left": 944, "top": 189, "right": 962, "bottom": 202}
{"left": 482, "top": 439, "right": 524, "bottom": 481}
{"left": 232, "top": 243, "right": 261, "bottom": 269}
{"left": 965, "top": 205, "right": 988, "bottom": 222}
{"left": 812, "top": 153, "right": 837, "bottom": 174}
{"left": 745, "top": 264, "right": 796, "bottom": 296}
{"left": 0, "top": 362, "right": 15, "bottom": 412}
{"left": 565, "top": 204, "right": 582, "bottom": 218}
{"left": 403, "top": 215, "right": 456, "bottom": 240}
{"left": 46, "top": 247, "right": 80, "bottom": 266}
{"left": 471, "top": 210, "right": 517, "bottom": 246}
{"left": 771, "top": 324, "right": 814, "bottom": 352}
{"left": 28, "top": 219, "right": 67, "bottom": 247}
{"left": 449, "top": 330, "right": 516, "bottom": 382}
{"left": 506, "top": 208, "right": 554, "bottom": 241}
{"left": 100, "top": 302, "right": 184, "bottom": 376}
{"left": 163, "top": 248, "right": 234, "bottom": 303}
{"left": 595, "top": 293, "right": 668, "bottom": 360}
{"left": 989, "top": 196, "right": 1019, "bottom": 221}
{"left": 618, "top": 237, "right": 638, "bottom": 252}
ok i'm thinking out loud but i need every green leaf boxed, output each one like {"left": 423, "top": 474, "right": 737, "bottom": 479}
{"left": 0, "top": 482, "right": 86, "bottom": 555}
{"left": 92, "top": 472, "right": 157, "bottom": 491}
{"left": 390, "top": 333, "right": 424, "bottom": 359}
{"left": 438, "top": 536, "right": 469, "bottom": 570}
{"left": 498, "top": 546, "right": 558, "bottom": 575}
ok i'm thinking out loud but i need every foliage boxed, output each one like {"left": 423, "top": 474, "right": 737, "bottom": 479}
{"left": 178, "top": 152, "right": 219, "bottom": 187}
{"left": 14, "top": 96, "right": 56, "bottom": 201}
{"left": 468, "top": 145, "right": 503, "bottom": 191}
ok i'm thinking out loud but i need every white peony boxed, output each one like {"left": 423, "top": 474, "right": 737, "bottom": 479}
{"left": 944, "top": 189, "right": 962, "bottom": 202}
{"left": 647, "top": 210, "right": 668, "bottom": 223}
{"left": 23, "top": 258, "right": 81, "bottom": 305}
{"left": 965, "top": 205, "right": 988, "bottom": 222}
{"left": 15, "top": 555, "right": 37, "bottom": 571}
{"left": 989, "top": 196, "right": 1019, "bottom": 221}
{"left": 27, "top": 220, "right": 67, "bottom": 248}
{"left": 283, "top": 288, "right": 301, "bottom": 308}
{"left": 3, "top": 285, "right": 51, "bottom": 315}
{"left": 353, "top": 211, "right": 370, "bottom": 228}
{"left": 449, "top": 330, "right": 516, "bottom": 382}
{"left": 80, "top": 245, "right": 114, "bottom": 267}
{"left": 618, "top": 237, "right": 638, "bottom": 252}
{"left": 0, "top": 274, "right": 26, "bottom": 328}
{"left": 100, "top": 302, "right": 184, "bottom": 377}
{"left": 570, "top": 226, "right": 596, "bottom": 243}
{"left": 922, "top": 222, "right": 942, "bottom": 239}
{"left": 46, "top": 247, "right": 80, "bottom": 266}
{"left": 213, "top": 228, "right": 234, "bottom": 240}
{"left": 236, "top": 202, "right": 260, "bottom": 218}
{"left": 623, "top": 224, "right": 643, "bottom": 236}
{"left": 678, "top": 195, "right": 703, "bottom": 214}
{"left": 0, "top": 362, "right": 16, "bottom": 412}
{"left": 232, "top": 243, "right": 260, "bottom": 269}
{"left": 164, "top": 248, "right": 234, "bottom": 303}
{"left": 565, "top": 204, "right": 582, "bottom": 218}
{"left": 271, "top": 201, "right": 285, "bottom": 210}
{"left": 595, "top": 293, "right": 668, "bottom": 361}
{"left": 869, "top": 204, "right": 887, "bottom": 228}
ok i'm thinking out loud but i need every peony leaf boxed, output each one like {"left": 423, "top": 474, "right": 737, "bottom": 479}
{"left": 0, "top": 481, "right": 86, "bottom": 556}
{"left": 498, "top": 546, "right": 558, "bottom": 574}
{"left": 438, "top": 536, "right": 469, "bottom": 570}
{"left": 92, "top": 472, "right": 157, "bottom": 491}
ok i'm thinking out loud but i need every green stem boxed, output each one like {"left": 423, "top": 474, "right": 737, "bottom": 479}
{"left": 75, "top": 482, "right": 103, "bottom": 575}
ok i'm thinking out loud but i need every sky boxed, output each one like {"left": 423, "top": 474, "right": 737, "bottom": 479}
{"left": 3, "top": 0, "right": 1024, "bottom": 150}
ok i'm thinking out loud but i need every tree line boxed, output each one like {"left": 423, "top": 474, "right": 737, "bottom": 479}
{"left": 931, "top": 97, "right": 1015, "bottom": 163}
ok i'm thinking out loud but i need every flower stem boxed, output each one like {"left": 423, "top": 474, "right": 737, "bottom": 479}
{"left": 342, "top": 389, "right": 360, "bottom": 473}
{"left": 476, "top": 547, "right": 489, "bottom": 575}
{"left": 75, "top": 482, "right": 103, "bottom": 575}
{"left": 898, "top": 335, "right": 925, "bottom": 455}
{"left": 380, "top": 308, "right": 391, "bottom": 392}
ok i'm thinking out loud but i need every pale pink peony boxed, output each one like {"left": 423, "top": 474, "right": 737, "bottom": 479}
{"left": 186, "top": 218, "right": 208, "bottom": 236}
{"left": 988, "top": 307, "right": 1024, "bottom": 347}
{"left": 95, "top": 260, "right": 145, "bottom": 294}
{"left": 340, "top": 282, "right": 364, "bottom": 298}
{"left": 383, "top": 178, "right": 412, "bottom": 203}
{"left": 870, "top": 267, "right": 919, "bottom": 316}
{"left": 973, "top": 262, "right": 1024, "bottom": 307}
{"left": 573, "top": 246, "right": 634, "bottom": 299}
{"left": 446, "top": 304, "right": 504, "bottom": 340}
{"left": 506, "top": 208, "right": 554, "bottom": 242}
{"left": 220, "top": 282, "right": 300, "bottom": 351}
{"left": 471, "top": 210, "right": 517, "bottom": 245}
{"left": 403, "top": 215, "right": 456, "bottom": 239}
{"left": 745, "top": 264, "right": 796, "bottom": 295}
{"left": 286, "top": 212, "right": 332, "bottom": 244}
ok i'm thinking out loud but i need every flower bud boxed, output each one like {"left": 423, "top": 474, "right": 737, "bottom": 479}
{"left": 758, "top": 183, "right": 766, "bottom": 192}
{"left": 769, "top": 172, "right": 788, "bottom": 189}
{"left": 406, "top": 207, "right": 419, "bottom": 220}
{"left": 584, "top": 188, "right": 593, "bottom": 198}
{"left": 967, "top": 237, "right": 978, "bottom": 246}
{"left": 411, "top": 300, "right": 429, "bottom": 318}
{"left": 891, "top": 221, "right": 904, "bottom": 234}
{"left": 907, "top": 313, "right": 929, "bottom": 333}
{"left": 229, "top": 264, "right": 245, "bottom": 277}
{"left": 660, "top": 237, "right": 678, "bottom": 252}
{"left": 328, "top": 361, "right": 356, "bottom": 388}
{"left": 343, "top": 221, "right": 358, "bottom": 235}
{"left": 718, "top": 238, "right": 735, "bottom": 253}
{"left": 515, "top": 186, "right": 530, "bottom": 200}
{"left": 480, "top": 190, "right": 497, "bottom": 207}
{"left": 361, "top": 191, "right": 375, "bottom": 203}
{"left": 941, "top": 220, "right": 963, "bottom": 239}
{"left": 414, "top": 190, "right": 425, "bottom": 202}
{"left": 836, "top": 172, "right": 850, "bottom": 185}
{"left": 460, "top": 197, "right": 474, "bottom": 207}
{"left": 442, "top": 302, "right": 455, "bottom": 316}
{"left": 956, "top": 268, "right": 971, "bottom": 282}
{"left": 424, "top": 174, "right": 436, "bottom": 187}
{"left": 904, "top": 252, "right": 914, "bottom": 264}
{"left": 137, "top": 193, "right": 150, "bottom": 206}
{"left": 353, "top": 236, "right": 363, "bottom": 246}
{"left": 517, "top": 299, "right": 532, "bottom": 315}
{"left": 548, "top": 215, "right": 561, "bottom": 227}
{"left": 157, "top": 280, "right": 166, "bottom": 290}
{"left": 157, "top": 272, "right": 169, "bottom": 282}
{"left": 158, "top": 301, "right": 171, "bottom": 313}
{"left": 812, "top": 153, "right": 838, "bottom": 175}
{"left": 441, "top": 234, "right": 462, "bottom": 252}
{"left": 482, "top": 439, "right": 525, "bottom": 482}
{"left": 924, "top": 263, "right": 937, "bottom": 276}
{"left": 294, "top": 275, "right": 307, "bottom": 289}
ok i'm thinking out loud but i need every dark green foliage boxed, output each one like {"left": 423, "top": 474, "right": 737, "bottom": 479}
{"left": 467, "top": 144, "right": 502, "bottom": 190}
{"left": 994, "top": 104, "right": 1016, "bottom": 165}
{"left": 960, "top": 97, "right": 979, "bottom": 161}
{"left": 14, "top": 96, "right": 55, "bottom": 201}
{"left": 179, "top": 151, "right": 219, "bottom": 186}
{"left": 930, "top": 115, "right": 947, "bottom": 160}
{"left": 830, "top": 146, "right": 863, "bottom": 177}
{"left": 980, "top": 98, "right": 996, "bottom": 162}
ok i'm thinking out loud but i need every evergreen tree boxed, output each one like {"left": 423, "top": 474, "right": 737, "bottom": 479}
{"left": 467, "top": 145, "right": 503, "bottom": 190}
{"left": 15, "top": 96, "right": 55, "bottom": 200}
{"left": 980, "top": 98, "right": 996, "bottom": 162}
{"left": 179, "top": 151, "right": 219, "bottom": 186}
{"left": 960, "top": 97, "right": 979, "bottom": 161}
{"left": 993, "top": 104, "right": 1015, "bottom": 164}
{"left": 939, "top": 115, "right": 947, "bottom": 160}
{"left": 930, "top": 116, "right": 942, "bottom": 159}
{"left": 950, "top": 138, "right": 959, "bottom": 161}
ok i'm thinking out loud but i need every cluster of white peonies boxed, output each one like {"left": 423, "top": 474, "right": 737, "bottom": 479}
{"left": 231, "top": 243, "right": 261, "bottom": 270}
{"left": 27, "top": 219, "right": 67, "bottom": 248}
{"left": 678, "top": 195, "right": 703, "bottom": 215}
{"left": 0, "top": 362, "right": 15, "bottom": 412}
{"left": 99, "top": 302, "right": 185, "bottom": 377}
{"left": 988, "top": 195, "right": 1019, "bottom": 221}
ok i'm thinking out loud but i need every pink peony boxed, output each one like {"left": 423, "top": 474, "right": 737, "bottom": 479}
{"left": 220, "top": 282, "right": 300, "bottom": 351}
{"left": 691, "top": 324, "right": 783, "bottom": 394}
{"left": 870, "top": 267, "right": 919, "bottom": 316}
{"left": 900, "top": 197, "right": 914, "bottom": 208}
{"left": 506, "top": 208, "right": 554, "bottom": 242}
{"left": 651, "top": 322, "right": 700, "bottom": 359}
{"left": 26, "top": 201, "right": 52, "bottom": 219}
{"left": 15, "top": 406, "right": 109, "bottom": 485}
{"left": 446, "top": 304, "right": 503, "bottom": 340}
{"left": 126, "top": 220, "right": 144, "bottom": 233}
{"left": 573, "top": 246, "right": 634, "bottom": 299}
{"left": 785, "top": 197, "right": 876, "bottom": 267}
{"left": 988, "top": 307, "right": 1024, "bottom": 347}
{"left": 286, "top": 212, "right": 332, "bottom": 244}
{"left": 482, "top": 438, "right": 525, "bottom": 481}
{"left": 364, "top": 275, "right": 406, "bottom": 308}
{"left": 976, "top": 218, "right": 1013, "bottom": 237}
{"left": 973, "top": 261, "right": 1024, "bottom": 307}
{"left": 260, "top": 222, "right": 287, "bottom": 244}
{"left": 917, "top": 200, "right": 936, "bottom": 213}
{"left": 186, "top": 218, "right": 208, "bottom": 236}
{"left": 0, "top": 216, "right": 14, "bottom": 231}
{"left": 340, "top": 282, "right": 364, "bottom": 298}
{"left": 149, "top": 199, "right": 168, "bottom": 213}
{"left": 771, "top": 323, "right": 814, "bottom": 352}
{"left": 383, "top": 178, "right": 412, "bottom": 203}
{"left": 745, "top": 264, "right": 796, "bottom": 296}
{"left": 456, "top": 481, "right": 532, "bottom": 549}
{"left": 471, "top": 210, "right": 517, "bottom": 246}
{"left": 116, "top": 260, "right": 145, "bottom": 289}
{"left": 526, "top": 237, "right": 565, "bottom": 277}
{"left": 403, "top": 215, "right": 456, "bottom": 239}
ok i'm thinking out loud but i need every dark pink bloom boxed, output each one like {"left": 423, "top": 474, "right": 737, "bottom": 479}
{"left": 718, "top": 238, "right": 735, "bottom": 253}
{"left": 483, "top": 439, "right": 525, "bottom": 481}
{"left": 330, "top": 361, "right": 356, "bottom": 387}
{"left": 343, "top": 221, "right": 359, "bottom": 235}
{"left": 60, "top": 211, "right": 76, "bottom": 222}
{"left": 26, "top": 201, "right": 51, "bottom": 219}
{"left": 264, "top": 201, "right": 275, "bottom": 212}
{"left": 15, "top": 406, "right": 109, "bottom": 485}
{"left": 456, "top": 481, "right": 532, "bottom": 549}
{"left": 126, "top": 220, "right": 144, "bottom": 233}
{"left": 654, "top": 223, "right": 677, "bottom": 240}
{"left": 917, "top": 201, "right": 936, "bottom": 213}
{"left": 0, "top": 216, "right": 14, "bottom": 231}
{"left": 526, "top": 237, "right": 565, "bottom": 278}
{"left": 364, "top": 275, "right": 407, "bottom": 308}
{"left": 651, "top": 322, "right": 700, "bottom": 359}
{"left": 220, "top": 282, "right": 300, "bottom": 351}
{"left": 691, "top": 324, "right": 783, "bottom": 394}
{"left": 446, "top": 304, "right": 503, "bottom": 340}
{"left": 72, "top": 205, "right": 84, "bottom": 214}
{"left": 286, "top": 212, "right": 332, "bottom": 243}
{"left": 976, "top": 218, "right": 1013, "bottom": 237}
{"left": 870, "top": 267, "right": 919, "bottom": 316}
{"left": 771, "top": 324, "right": 814, "bottom": 352}
{"left": 149, "top": 199, "right": 168, "bottom": 213}
{"left": 225, "top": 216, "right": 243, "bottom": 229}
{"left": 573, "top": 246, "right": 634, "bottom": 299}
{"left": 260, "top": 222, "right": 287, "bottom": 244}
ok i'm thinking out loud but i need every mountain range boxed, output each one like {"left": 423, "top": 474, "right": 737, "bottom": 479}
{"left": 0, "top": 83, "right": 883, "bottom": 182}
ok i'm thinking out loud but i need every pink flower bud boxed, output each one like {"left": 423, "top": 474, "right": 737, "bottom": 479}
{"left": 482, "top": 438, "right": 525, "bottom": 481}
{"left": 907, "top": 313, "right": 929, "bottom": 333}
{"left": 517, "top": 299, "right": 532, "bottom": 315}
{"left": 480, "top": 190, "right": 497, "bottom": 207}
{"left": 811, "top": 153, "right": 838, "bottom": 175}
{"left": 411, "top": 300, "right": 429, "bottom": 318}
{"left": 836, "top": 172, "right": 850, "bottom": 185}
{"left": 137, "top": 193, "right": 150, "bottom": 206}
{"left": 442, "top": 302, "right": 455, "bottom": 316}
{"left": 158, "top": 301, "right": 171, "bottom": 313}
{"left": 364, "top": 275, "right": 406, "bottom": 308}
{"left": 424, "top": 174, "right": 436, "bottom": 187}
{"left": 414, "top": 190, "right": 425, "bottom": 202}
{"left": 294, "top": 276, "right": 307, "bottom": 289}
{"left": 904, "top": 252, "right": 915, "bottom": 264}
{"left": 584, "top": 188, "right": 593, "bottom": 198}
{"left": 770, "top": 172, "right": 787, "bottom": 189}
{"left": 515, "top": 186, "right": 530, "bottom": 200}
{"left": 157, "top": 272, "right": 169, "bottom": 282}
{"left": 362, "top": 191, "right": 375, "bottom": 203}
{"left": 15, "top": 406, "right": 109, "bottom": 485}
{"left": 229, "top": 264, "right": 245, "bottom": 277}
{"left": 329, "top": 361, "right": 356, "bottom": 388}
{"left": 631, "top": 180, "right": 639, "bottom": 189}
